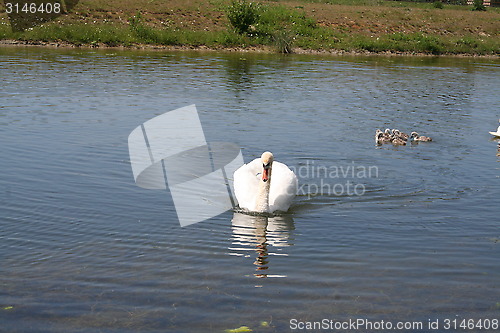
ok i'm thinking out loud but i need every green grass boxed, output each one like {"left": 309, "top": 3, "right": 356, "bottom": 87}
{"left": 18, "top": 23, "right": 134, "bottom": 46}
{"left": 0, "top": 16, "right": 235, "bottom": 48}
{"left": 322, "top": 32, "right": 498, "bottom": 55}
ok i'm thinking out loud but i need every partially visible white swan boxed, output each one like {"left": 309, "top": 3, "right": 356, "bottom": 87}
{"left": 234, "top": 152, "right": 297, "bottom": 213}
{"left": 489, "top": 120, "right": 500, "bottom": 137}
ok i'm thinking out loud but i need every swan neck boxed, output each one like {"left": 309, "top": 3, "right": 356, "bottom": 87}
{"left": 255, "top": 171, "right": 271, "bottom": 213}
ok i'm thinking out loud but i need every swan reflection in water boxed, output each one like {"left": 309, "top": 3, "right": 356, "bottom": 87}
{"left": 229, "top": 212, "right": 295, "bottom": 278}
{"left": 492, "top": 138, "right": 500, "bottom": 157}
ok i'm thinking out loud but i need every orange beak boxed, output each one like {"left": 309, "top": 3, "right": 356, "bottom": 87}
{"left": 262, "top": 167, "right": 269, "bottom": 182}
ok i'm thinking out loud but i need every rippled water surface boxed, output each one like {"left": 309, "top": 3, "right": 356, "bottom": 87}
{"left": 1, "top": 47, "right": 499, "bottom": 332}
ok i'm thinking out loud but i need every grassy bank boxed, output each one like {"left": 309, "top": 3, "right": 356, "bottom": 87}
{"left": 0, "top": 0, "right": 499, "bottom": 56}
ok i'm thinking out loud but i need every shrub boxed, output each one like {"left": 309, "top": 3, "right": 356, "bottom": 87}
{"left": 227, "top": 0, "right": 260, "bottom": 35}
{"left": 471, "top": 0, "right": 486, "bottom": 11}
{"left": 433, "top": 1, "right": 444, "bottom": 9}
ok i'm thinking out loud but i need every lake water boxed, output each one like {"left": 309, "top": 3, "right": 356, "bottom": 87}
{"left": 1, "top": 47, "right": 499, "bottom": 332}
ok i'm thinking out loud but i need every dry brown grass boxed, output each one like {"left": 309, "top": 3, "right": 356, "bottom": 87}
{"left": 300, "top": 2, "right": 499, "bottom": 38}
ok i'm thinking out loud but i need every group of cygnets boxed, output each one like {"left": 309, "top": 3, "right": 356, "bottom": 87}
{"left": 375, "top": 128, "right": 432, "bottom": 146}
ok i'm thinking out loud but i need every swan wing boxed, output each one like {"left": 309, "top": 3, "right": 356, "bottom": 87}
{"left": 233, "top": 158, "right": 261, "bottom": 210}
{"left": 269, "top": 161, "right": 298, "bottom": 212}
{"left": 488, "top": 126, "right": 500, "bottom": 136}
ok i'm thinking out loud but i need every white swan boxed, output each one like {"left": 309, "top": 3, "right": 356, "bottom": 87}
{"left": 489, "top": 120, "right": 500, "bottom": 137}
{"left": 234, "top": 152, "right": 297, "bottom": 213}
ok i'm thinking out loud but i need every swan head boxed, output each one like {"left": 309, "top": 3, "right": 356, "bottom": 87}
{"left": 260, "top": 151, "right": 274, "bottom": 183}
{"left": 410, "top": 131, "right": 419, "bottom": 138}
{"left": 384, "top": 128, "right": 392, "bottom": 135}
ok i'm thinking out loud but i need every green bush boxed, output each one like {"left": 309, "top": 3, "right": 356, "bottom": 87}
{"left": 227, "top": 0, "right": 260, "bottom": 35}
{"left": 471, "top": 0, "right": 486, "bottom": 11}
{"left": 226, "top": 2, "right": 320, "bottom": 52}
{"left": 433, "top": 1, "right": 444, "bottom": 9}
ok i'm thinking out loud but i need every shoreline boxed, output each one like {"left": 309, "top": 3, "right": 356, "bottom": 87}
{"left": 1, "top": 1, "right": 498, "bottom": 58}
{"left": 1, "top": 39, "right": 498, "bottom": 59}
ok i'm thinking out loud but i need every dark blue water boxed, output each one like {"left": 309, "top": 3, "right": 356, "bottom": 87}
{"left": 1, "top": 47, "right": 499, "bottom": 332}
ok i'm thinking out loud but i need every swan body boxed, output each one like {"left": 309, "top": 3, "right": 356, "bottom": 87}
{"left": 489, "top": 125, "right": 500, "bottom": 137}
{"left": 376, "top": 129, "right": 406, "bottom": 145}
{"left": 391, "top": 137, "right": 407, "bottom": 146}
{"left": 393, "top": 129, "right": 409, "bottom": 140}
{"left": 411, "top": 131, "right": 432, "bottom": 142}
{"left": 375, "top": 131, "right": 392, "bottom": 145}
{"left": 234, "top": 152, "right": 297, "bottom": 213}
